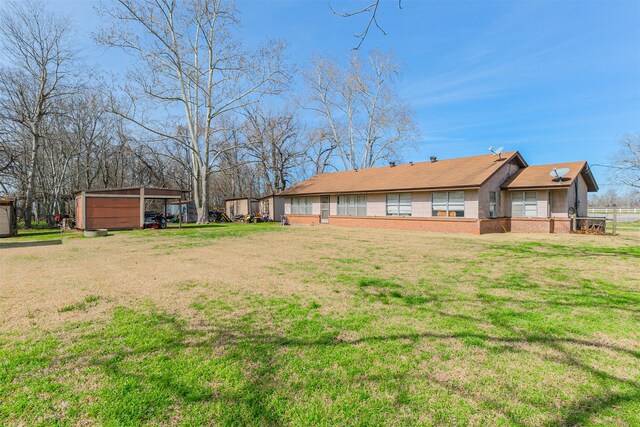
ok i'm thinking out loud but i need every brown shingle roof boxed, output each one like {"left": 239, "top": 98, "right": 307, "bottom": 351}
{"left": 280, "top": 151, "right": 525, "bottom": 196}
{"left": 502, "top": 161, "right": 598, "bottom": 191}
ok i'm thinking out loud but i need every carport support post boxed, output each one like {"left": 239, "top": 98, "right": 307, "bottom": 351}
{"left": 140, "top": 188, "right": 145, "bottom": 228}
{"left": 81, "top": 191, "right": 86, "bottom": 230}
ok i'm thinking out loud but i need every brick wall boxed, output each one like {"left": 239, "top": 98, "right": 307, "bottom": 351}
{"left": 551, "top": 218, "right": 571, "bottom": 233}
{"left": 288, "top": 214, "right": 574, "bottom": 234}
{"left": 287, "top": 214, "right": 321, "bottom": 225}
{"left": 323, "top": 216, "right": 481, "bottom": 234}
{"left": 478, "top": 218, "right": 511, "bottom": 234}
{"left": 510, "top": 218, "right": 552, "bottom": 233}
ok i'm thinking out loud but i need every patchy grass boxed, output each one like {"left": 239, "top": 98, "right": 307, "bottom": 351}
{"left": 616, "top": 220, "right": 640, "bottom": 233}
{"left": 58, "top": 295, "right": 102, "bottom": 313}
{"left": 486, "top": 240, "right": 640, "bottom": 258}
{"left": 131, "top": 222, "right": 282, "bottom": 246}
{"left": 1, "top": 226, "right": 639, "bottom": 425}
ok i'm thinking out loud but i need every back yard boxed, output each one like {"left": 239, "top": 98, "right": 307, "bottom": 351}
{"left": 1, "top": 223, "right": 639, "bottom": 426}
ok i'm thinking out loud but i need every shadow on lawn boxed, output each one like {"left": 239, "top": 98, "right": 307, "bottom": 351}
{"left": 15, "top": 229, "right": 62, "bottom": 237}
{"left": 166, "top": 224, "right": 228, "bottom": 229}
{"left": 59, "top": 294, "right": 639, "bottom": 425}
{"left": 77, "top": 309, "right": 284, "bottom": 425}
{"left": 183, "top": 313, "right": 638, "bottom": 426}
{"left": 0, "top": 239, "right": 62, "bottom": 248}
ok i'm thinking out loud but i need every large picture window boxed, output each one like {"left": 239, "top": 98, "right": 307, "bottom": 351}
{"left": 386, "top": 193, "right": 412, "bottom": 216}
{"left": 337, "top": 195, "right": 366, "bottom": 216}
{"left": 432, "top": 191, "right": 465, "bottom": 217}
{"left": 291, "top": 197, "right": 312, "bottom": 215}
{"left": 512, "top": 191, "right": 537, "bottom": 217}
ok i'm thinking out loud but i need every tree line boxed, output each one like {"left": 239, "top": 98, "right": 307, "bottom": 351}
{"left": 0, "top": 0, "right": 418, "bottom": 227}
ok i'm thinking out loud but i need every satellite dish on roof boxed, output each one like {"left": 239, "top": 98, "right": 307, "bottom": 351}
{"left": 549, "top": 167, "right": 571, "bottom": 182}
{"left": 489, "top": 146, "right": 505, "bottom": 160}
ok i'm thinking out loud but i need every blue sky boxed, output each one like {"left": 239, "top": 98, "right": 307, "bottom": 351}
{"left": 5, "top": 0, "right": 640, "bottom": 189}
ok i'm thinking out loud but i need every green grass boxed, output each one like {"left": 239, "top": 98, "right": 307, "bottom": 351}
{"left": 127, "top": 222, "right": 283, "bottom": 248}
{"left": 616, "top": 220, "right": 640, "bottom": 233}
{"left": 17, "top": 220, "right": 52, "bottom": 229}
{"left": 2, "top": 222, "right": 282, "bottom": 245}
{"left": 59, "top": 295, "right": 102, "bottom": 313}
{"left": 1, "top": 230, "right": 639, "bottom": 425}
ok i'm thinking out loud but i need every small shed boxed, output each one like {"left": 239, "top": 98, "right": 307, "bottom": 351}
{"left": 0, "top": 197, "right": 18, "bottom": 237}
{"left": 74, "top": 187, "right": 187, "bottom": 230}
{"left": 258, "top": 194, "right": 285, "bottom": 222}
{"left": 225, "top": 197, "right": 259, "bottom": 218}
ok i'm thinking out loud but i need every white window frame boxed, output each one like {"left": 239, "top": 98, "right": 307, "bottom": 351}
{"left": 432, "top": 191, "right": 465, "bottom": 218}
{"left": 386, "top": 193, "right": 412, "bottom": 216}
{"left": 291, "top": 197, "right": 313, "bottom": 215}
{"left": 337, "top": 195, "right": 366, "bottom": 216}
{"left": 511, "top": 191, "right": 538, "bottom": 218}
{"left": 489, "top": 191, "right": 498, "bottom": 218}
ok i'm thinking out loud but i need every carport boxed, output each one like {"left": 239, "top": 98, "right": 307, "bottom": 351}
{"left": 74, "top": 187, "right": 188, "bottom": 230}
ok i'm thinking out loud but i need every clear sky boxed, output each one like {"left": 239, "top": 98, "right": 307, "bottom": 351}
{"left": 5, "top": 0, "right": 640, "bottom": 189}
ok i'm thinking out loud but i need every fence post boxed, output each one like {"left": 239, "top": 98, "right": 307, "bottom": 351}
{"left": 612, "top": 204, "right": 617, "bottom": 235}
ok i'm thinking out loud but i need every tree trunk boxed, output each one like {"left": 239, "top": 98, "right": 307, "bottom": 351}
{"left": 23, "top": 133, "right": 40, "bottom": 228}
{"left": 193, "top": 170, "right": 209, "bottom": 224}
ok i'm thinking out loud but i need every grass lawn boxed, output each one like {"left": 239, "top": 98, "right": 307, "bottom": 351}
{"left": 1, "top": 224, "right": 639, "bottom": 426}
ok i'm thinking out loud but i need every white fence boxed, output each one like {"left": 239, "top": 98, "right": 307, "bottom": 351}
{"left": 588, "top": 208, "right": 640, "bottom": 223}
{"left": 588, "top": 208, "right": 639, "bottom": 214}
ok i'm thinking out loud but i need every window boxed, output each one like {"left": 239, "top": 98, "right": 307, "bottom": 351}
{"left": 261, "top": 199, "right": 270, "bottom": 214}
{"left": 291, "top": 197, "right": 312, "bottom": 215}
{"left": 337, "top": 195, "right": 366, "bottom": 216}
{"left": 432, "top": 191, "right": 465, "bottom": 217}
{"left": 489, "top": 192, "right": 498, "bottom": 218}
{"left": 512, "top": 191, "right": 537, "bottom": 217}
{"left": 386, "top": 193, "right": 412, "bottom": 216}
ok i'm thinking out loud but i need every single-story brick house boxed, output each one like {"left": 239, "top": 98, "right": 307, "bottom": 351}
{"left": 278, "top": 151, "right": 598, "bottom": 234}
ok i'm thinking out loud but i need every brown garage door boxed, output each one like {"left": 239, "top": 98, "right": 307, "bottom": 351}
{"left": 86, "top": 197, "right": 139, "bottom": 229}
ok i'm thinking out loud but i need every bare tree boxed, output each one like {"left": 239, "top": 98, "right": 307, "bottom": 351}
{"left": 304, "top": 49, "right": 418, "bottom": 171}
{"left": 0, "top": 122, "right": 20, "bottom": 193}
{"left": 615, "top": 133, "right": 640, "bottom": 190}
{"left": 97, "top": 0, "right": 289, "bottom": 223}
{"left": 0, "top": 0, "right": 77, "bottom": 227}
{"left": 243, "top": 107, "right": 304, "bottom": 194}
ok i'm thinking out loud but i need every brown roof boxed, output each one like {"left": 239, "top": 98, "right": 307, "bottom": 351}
{"left": 74, "top": 187, "right": 188, "bottom": 196}
{"left": 502, "top": 161, "right": 598, "bottom": 191}
{"left": 280, "top": 151, "right": 526, "bottom": 196}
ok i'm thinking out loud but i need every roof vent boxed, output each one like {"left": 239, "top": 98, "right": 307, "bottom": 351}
{"left": 409, "top": 161, "right": 414, "bottom": 166}
{"left": 389, "top": 161, "right": 396, "bottom": 167}
{"left": 430, "top": 156, "right": 437, "bottom": 163}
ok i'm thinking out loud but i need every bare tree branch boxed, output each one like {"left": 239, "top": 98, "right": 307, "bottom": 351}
{"left": 330, "top": 0, "right": 402, "bottom": 50}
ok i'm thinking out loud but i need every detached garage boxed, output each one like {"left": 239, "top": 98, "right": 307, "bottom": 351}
{"left": 74, "top": 187, "right": 186, "bottom": 230}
